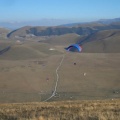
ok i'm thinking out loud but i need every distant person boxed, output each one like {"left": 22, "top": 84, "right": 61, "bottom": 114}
{"left": 46, "top": 78, "right": 49, "bottom": 81}
{"left": 74, "top": 62, "right": 76, "bottom": 65}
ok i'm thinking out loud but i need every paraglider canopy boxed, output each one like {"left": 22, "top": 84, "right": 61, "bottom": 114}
{"left": 66, "top": 44, "right": 82, "bottom": 52}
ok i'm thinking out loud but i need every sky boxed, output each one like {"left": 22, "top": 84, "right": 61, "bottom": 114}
{"left": 0, "top": 0, "right": 120, "bottom": 23}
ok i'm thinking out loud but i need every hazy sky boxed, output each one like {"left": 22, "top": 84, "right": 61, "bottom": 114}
{"left": 0, "top": 0, "right": 120, "bottom": 22}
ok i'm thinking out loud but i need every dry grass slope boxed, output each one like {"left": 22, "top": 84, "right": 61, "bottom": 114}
{"left": 82, "top": 29, "right": 120, "bottom": 53}
{"left": 43, "top": 33, "right": 82, "bottom": 45}
{"left": 0, "top": 99, "right": 120, "bottom": 120}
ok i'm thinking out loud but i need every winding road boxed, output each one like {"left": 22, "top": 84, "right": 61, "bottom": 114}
{"left": 44, "top": 53, "right": 65, "bottom": 102}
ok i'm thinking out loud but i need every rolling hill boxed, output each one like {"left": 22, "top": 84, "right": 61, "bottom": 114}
{"left": 0, "top": 18, "right": 120, "bottom": 103}
{"left": 0, "top": 28, "right": 10, "bottom": 34}
{"left": 77, "top": 29, "right": 120, "bottom": 53}
{"left": 0, "top": 27, "right": 10, "bottom": 40}
{"left": 42, "top": 33, "right": 82, "bottom": 45}
{"left": 6, "top": 21, "right": 120, "bottom": 42}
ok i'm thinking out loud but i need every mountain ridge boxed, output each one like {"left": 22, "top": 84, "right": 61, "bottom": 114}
{"left": 7, "top": 21, "right": 120, "bottom": 39}
{"left": 0, "top": 17, "right": 120, "bottom": 29}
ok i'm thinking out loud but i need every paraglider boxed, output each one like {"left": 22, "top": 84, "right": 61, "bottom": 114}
{"left": 65, "top": 44, "right": 82, "bottom": 52}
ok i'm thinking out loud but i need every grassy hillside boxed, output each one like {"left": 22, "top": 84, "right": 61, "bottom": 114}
{"left": 0, "top": 31, "right": 120, "bottom": 103}
{"left": 0, "top": 28, "right": 10, "bottom": 34}
{"left": 43, "top": 33, "right": 82, "bottom": 45}
{"left": 0, "top": 99, "right": 119, "bottom": 120}
{"left": 80, "top": 29, "right": 120, "bottom": 53}
{"left": 0, "top": 28, "right": 10, "bottom": 40}
{"left": 0, "top": 42, "right": 12, "bottom": 51}
{"left": 0, "top": 51, "right": 120, "bottom": 102}
{"left": 55, "top": 52, "right": 120, "bottom": 101}
{"left": 0, "top": 42, "right": 61, "bottom": 60}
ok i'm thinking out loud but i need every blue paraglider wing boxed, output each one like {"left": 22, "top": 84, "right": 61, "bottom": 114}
{"left": 66, "top": 44, "right": 82, "bottom": 52}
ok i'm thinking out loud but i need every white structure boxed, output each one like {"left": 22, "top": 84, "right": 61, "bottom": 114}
{"left": 49, "top": 48, "right": 55, "bottom": 50}
{"left": 84, "top": 72, "right": 86, "bottom": 76}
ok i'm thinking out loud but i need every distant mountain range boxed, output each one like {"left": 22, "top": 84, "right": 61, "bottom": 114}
{"left": 7, "top": 20, "right": 120, "bottom": 39}
{"left": 0, "top": 17, "right": 120, "bottom": 30}
{"left": 0, "top": 19, "right": 81, "bottom": 30}
{"left": 98, "top": 18, "right": 120, "bottom": 24}
{"left": 60, "top": 18, "right": 120, "bottom": 27}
